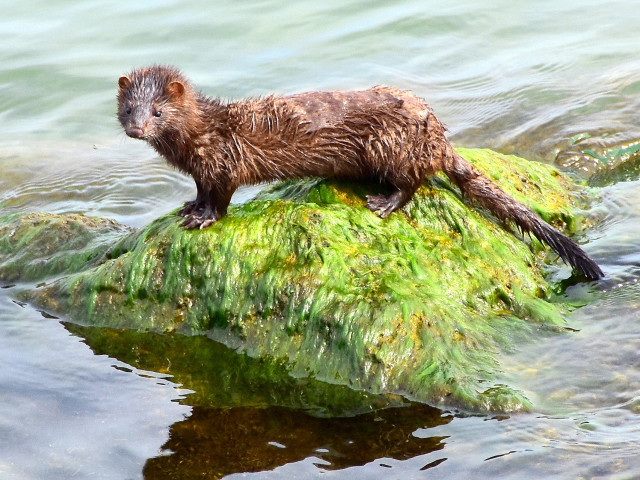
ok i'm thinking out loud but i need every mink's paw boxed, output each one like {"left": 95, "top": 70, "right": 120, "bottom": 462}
{"left": 182, "top": 215, "right": 216, "bottom": 230}
{"left": 181, "top": 206, "right": 219, "bottom": 230}
{"left": 366, "top": 192, "right": 403, "bottom": 218}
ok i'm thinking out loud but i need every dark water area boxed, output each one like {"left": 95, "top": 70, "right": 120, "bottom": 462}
{"left": 2, "top": 1, "right": 640, "bottom": 478}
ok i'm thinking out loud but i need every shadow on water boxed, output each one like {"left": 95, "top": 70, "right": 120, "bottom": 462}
{"left": 63, "top": 323, "right": 451, "bottom": 479}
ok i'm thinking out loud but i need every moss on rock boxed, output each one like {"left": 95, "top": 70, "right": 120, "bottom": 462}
{"left": 4, "top": 149, "right": 596, "bottom": 412}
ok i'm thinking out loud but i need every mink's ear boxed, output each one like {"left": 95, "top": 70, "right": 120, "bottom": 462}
{"left": 118, "top": 76, "right": 132, "bottom": 90}
{"left": 167, "top": 81, "right": 185, "bottom": 99}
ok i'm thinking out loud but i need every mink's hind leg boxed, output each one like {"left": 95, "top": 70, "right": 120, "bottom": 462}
{"left": 366, "top": 189, "right": 412, "bottom": 218}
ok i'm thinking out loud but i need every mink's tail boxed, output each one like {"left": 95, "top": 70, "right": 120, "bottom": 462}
{"left": 444, "top": 152, "right": 603, "bottom": 280}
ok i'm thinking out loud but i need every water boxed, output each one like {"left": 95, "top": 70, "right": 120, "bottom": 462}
{"left": 1, "top": 0, "right": 640, "bottom": 478}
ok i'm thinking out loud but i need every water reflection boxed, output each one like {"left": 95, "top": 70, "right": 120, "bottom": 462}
{"left": 143, "top": 404, "right": 448, "bottom": 479}
{"left": 64, "top": 323, "right": 450, "bottom": 478}
{"left": 64, "top": 324, "right": 408, "bottom": 417}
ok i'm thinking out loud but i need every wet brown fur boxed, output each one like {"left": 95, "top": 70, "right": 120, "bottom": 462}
{"left": 117, "top": 65, "right": 603, "bottom": 279}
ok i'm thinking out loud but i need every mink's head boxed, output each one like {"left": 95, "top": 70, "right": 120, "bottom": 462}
{"left": 117, "top": 65, "right": 197, "bottom": 141}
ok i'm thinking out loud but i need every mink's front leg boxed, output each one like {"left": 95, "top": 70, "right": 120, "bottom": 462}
{"left": 182, "top": 183, "right": 234, "bottom": 230}
{"left": 177, "top": 180, "right": 206, "bottom": 217}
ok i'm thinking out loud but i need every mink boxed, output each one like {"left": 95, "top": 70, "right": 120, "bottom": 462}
{"left": 117, "top": 65, "right": 603, "bottom": 280}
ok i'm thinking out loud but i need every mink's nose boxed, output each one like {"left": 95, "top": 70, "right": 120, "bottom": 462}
{"left": 126, "top": 126, "right": 145, "bottom": 139}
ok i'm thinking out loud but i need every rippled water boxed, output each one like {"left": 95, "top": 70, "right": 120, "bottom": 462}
{"left": 2, "top": 1, "right": 640, "bottom": 478}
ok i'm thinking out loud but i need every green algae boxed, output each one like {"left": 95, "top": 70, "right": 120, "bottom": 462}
{"left": 3, "top": 149, "right": 597, "bottom": 413}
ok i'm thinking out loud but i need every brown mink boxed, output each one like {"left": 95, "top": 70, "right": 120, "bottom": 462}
{"left": 117, "top": 65, "right": 603, "bottom": 280}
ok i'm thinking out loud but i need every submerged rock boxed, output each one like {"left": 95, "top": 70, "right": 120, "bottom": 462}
{"left": 1, "top": 149, "right": 597, "bottom": 413}
{"left": 0, "top": 212, "right": 130, "bottom": 282}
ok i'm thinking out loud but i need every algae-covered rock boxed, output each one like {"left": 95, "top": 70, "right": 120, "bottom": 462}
{"left": 4, "top": 149, "right": 596, "bottom": 412}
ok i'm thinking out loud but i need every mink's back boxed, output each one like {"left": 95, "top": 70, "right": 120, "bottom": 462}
{"left": 220, "top": 87, "right": 450, "bottom": 187}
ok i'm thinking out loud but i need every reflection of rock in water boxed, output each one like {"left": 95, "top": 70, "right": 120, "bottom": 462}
{"left": 142, "top": 404, "right": 449, "bottom": 479}
{"left": 64, "top": 322, "right": 406, "bottom": 417}
{"left": 65, "top": 321, "right": 450, "bottom": 478}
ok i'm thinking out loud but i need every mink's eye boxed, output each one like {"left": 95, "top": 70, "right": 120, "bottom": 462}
{"left": 154, "top": 110, "right": 162, "bottom": 118}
